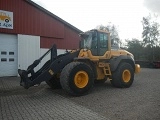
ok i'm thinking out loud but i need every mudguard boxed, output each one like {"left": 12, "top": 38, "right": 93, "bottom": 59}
{"left": 109, "top": 55, "right": 135, "bottom": 72}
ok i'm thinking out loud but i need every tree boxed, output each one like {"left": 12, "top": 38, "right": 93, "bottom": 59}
{"left": 126, "top": 39, "right": 143, "bottom": 60}
{"left": 142, "top": 16, "right": 151, "bottom": 47}
{"left": 142, "top": 15, "right": 160, "bottom": 47}
{"left": 150, "top": 21, "right": 160, "bottom": 46}
{"left": 142, "top": 15, "right": 160, "bottom": 61}
{"left": 126, "top": 38, "right": 160, "bottom": 61}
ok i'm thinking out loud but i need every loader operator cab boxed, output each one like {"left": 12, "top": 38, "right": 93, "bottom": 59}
{"left": 80, "top": 29, "right": 110, "bottom": 56}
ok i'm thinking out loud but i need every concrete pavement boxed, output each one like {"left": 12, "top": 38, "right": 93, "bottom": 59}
{"left": 0, "top": 77, "right": 108, "bottom": 120}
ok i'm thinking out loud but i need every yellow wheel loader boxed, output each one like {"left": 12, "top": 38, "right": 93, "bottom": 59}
{"left": 18, "top": 29, "right": 140, "bottom": 96}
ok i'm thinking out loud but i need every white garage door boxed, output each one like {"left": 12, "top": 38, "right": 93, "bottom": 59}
{"left": 0, "top": 34, "right": 18, "bottom": 77}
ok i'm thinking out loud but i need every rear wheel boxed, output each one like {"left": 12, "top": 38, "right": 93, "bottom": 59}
{"left": 60, "top": 62, "right": 94, "bottom": 96}
{"left": 111, "top": 62, "right": 134, "bottom": 88}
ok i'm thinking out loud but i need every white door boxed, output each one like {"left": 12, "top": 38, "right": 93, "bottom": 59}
{"left": 18, "top": 34, "right": 40, "bottom": 72}
{"left": 0, "top": 34, "right": 18, "bottom": 77}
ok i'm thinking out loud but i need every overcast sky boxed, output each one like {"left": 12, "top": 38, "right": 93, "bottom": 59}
{"left": 32, "top": 0, "right": 160, "bottom": 40}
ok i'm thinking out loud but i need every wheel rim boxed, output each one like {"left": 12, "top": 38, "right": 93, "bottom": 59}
{"left": 74, "top": 71, "right": 89, "bottom": 88}
{"left": 122, "top": 69, "right": 131, "bottom": 83}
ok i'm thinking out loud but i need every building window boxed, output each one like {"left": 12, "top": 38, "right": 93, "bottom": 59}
{"left": 1, "top": 58, "right": 7, "bottom": 62}
{"left": 9, "top": 52, "right": 14, "bottom": 55}
{"left": 1, "top": 51, "right": 7, "bottom": 55}
{"left": 9, "top": 58, "right": 14, "bottom": 62}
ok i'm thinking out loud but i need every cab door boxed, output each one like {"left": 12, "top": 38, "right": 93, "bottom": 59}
{"left": 98, "top": 32, "right": 108, "bottom": 56}
{"left": 90, "top": 31, "right": 109, "bottom": 56}
{"left": 90, "top": 31, "right": 98, "bottom": 56}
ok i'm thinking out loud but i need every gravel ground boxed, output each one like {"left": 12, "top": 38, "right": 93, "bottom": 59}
{"left": 55, "top": 68, "right": 160, "bottom": 120}
{"left": 0, "top": 68, "right": 160, "bottom": 120}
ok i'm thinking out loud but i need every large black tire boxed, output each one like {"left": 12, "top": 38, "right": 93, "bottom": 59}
{"left": 111, "top": 62, "right": 134, "bottom": 88}
{"left": 46, "top": 74, "right": 61, "bottom": 89}
{"left": 60, "top": 62, "right": 94, "bottom": 96}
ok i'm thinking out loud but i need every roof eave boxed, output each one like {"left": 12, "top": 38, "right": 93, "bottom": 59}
{"left": 25, "top": 0, "right": 83, "bottom": 33}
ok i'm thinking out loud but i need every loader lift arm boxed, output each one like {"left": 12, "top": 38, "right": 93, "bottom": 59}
{"left": 18, "top": 44, "right": 79, "bottom": 89}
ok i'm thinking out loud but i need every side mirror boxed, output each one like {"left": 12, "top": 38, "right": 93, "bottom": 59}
{"left": 111, "top": 43, "right": 119, "bottom": 49}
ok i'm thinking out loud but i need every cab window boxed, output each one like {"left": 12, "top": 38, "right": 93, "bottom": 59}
{"left": 99, "top": 33, "right": 108, "bottom": 55}
{"left": 100, "top": 33, "right": 108, "bottom": 48}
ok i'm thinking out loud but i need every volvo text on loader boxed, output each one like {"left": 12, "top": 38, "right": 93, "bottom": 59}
{"left": 18, "top": 29, "right": 140, "bottom": 96}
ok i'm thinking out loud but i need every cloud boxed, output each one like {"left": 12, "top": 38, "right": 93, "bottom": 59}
{"left": 144, "top": 0, "right": 160, "bottom": 15}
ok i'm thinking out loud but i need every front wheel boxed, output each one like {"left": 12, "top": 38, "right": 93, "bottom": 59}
{"left": 111, "top": 62, "right": 134, "bottom": 88}
{"left": 60, "top": 62, "right": 94, "bottom": 96}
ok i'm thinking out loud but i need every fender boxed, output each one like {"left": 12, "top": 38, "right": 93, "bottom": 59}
{"left": 109, "top": 55, "right": 135, "bottom": 72}
{"left": 74, "top": 57, "right": 97, "bottom": 79}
